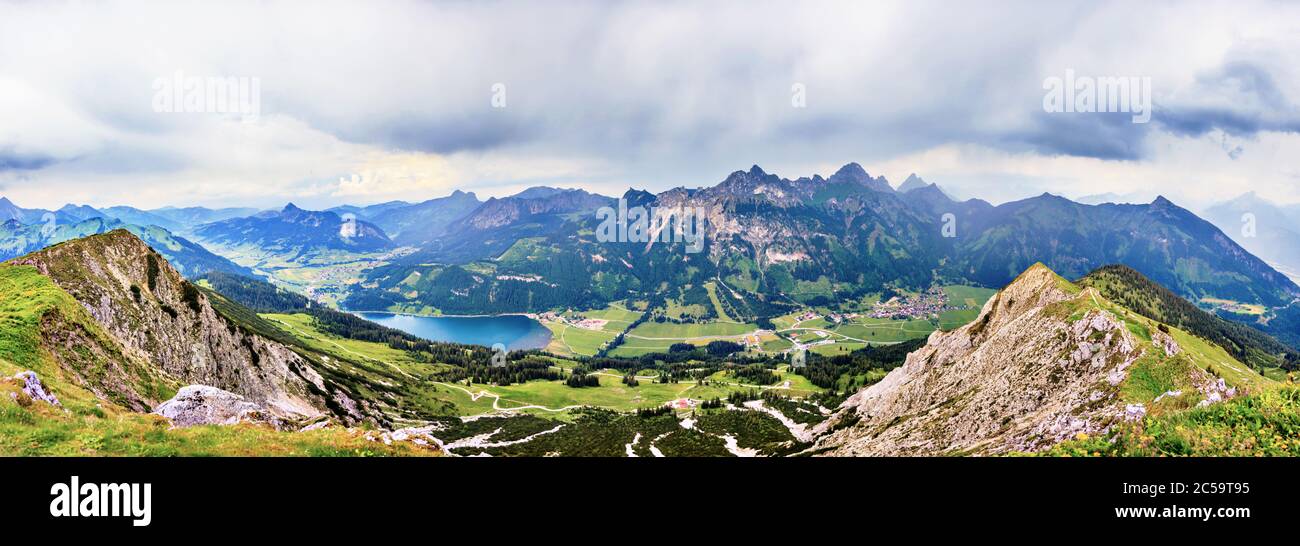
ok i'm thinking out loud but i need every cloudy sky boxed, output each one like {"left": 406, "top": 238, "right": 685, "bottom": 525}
{"left": 1, "top": 0, "right": 1298, "bottom": 210}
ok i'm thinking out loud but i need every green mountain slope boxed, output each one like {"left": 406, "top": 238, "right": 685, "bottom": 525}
{"left": 1078, "top": 264, "right": 1299, "bottom": 377}
{"left": 1049, "top": 385, "right": 1300, "bottom": 456}
{"left": 0, "top": 217, "right": 253, "bottom": 278}
{"left": 811, "top": 263, "right": 1275, "bottom": 456}
{"left": 953, "top": 195, "right": 1297, "bottom": 307}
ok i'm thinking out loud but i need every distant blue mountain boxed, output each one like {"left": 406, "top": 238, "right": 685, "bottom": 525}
{"left": 0, "top": 215, "right": 254, "bottom": 278}
{"left": 193, "top": 203, "right": 394, "bottom": 252}
{"left": 148, "top": 206, "right": 262, "bottom": 230}
{"left": 366, "top": 190, "right": 481, "bottom": 245}
{"left": 100, "top": 206, "right": 184, "bottom": 232}
{"left": 328, "top": 200, "right": 412, "bottom": 220}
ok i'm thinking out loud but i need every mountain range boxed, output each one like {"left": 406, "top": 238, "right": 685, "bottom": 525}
{"left": 1201, "top": 191, "right": 1300, "bottom": 281}
{"left": 0, "top": 215, "right": 252, "bottom": 278}
{"left": 3, "top": 162, "right": 1298, "bottom": 336}
{"left": 192, "top": 203, "right": 394, "bottom": 254}
{"left": 341, "top": 163, "right": 1299, "bottom": 321}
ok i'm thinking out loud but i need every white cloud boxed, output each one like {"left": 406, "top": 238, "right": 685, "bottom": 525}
{"left": 1, "top": 0, "right": 1298, "bottom": 209}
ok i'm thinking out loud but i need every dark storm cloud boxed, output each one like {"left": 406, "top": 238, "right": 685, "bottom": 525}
{"left": 2, "top": 0, "right": 1299, "bottom": 208}
{"left": 0, "top": 148, "right": 58, "bottom": 171}
{"left": 1015, "top": 112, "right": 1154, "bottom": 161}
{"left": 1158, "top": 61, "right": 1300, "bottom": 138}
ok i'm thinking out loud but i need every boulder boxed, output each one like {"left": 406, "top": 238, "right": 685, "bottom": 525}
{"left": 12, "top": 371, "right": 61, "bottom": 407}
{"left": 153, "top": 385, "right": 281, "bottom": 429}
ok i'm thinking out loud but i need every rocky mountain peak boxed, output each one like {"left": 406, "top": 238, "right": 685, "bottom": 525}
{"left": 831, "top": 162, "right": 867, "bottom": 179}
{"left": 828, "top": 162, "right": 892, "bottom": 193}
{"left": 805, "top": 263, "right": 1205, "bottom": 456}
{"left": 12, "top": 229, "right": 361, "bottom": 423}
{"left": 897, "top": 173, "right": 927, "bottom": 192}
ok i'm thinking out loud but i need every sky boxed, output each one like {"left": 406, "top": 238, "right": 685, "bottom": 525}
{"left": 1, "top": 0, "right": 1299, "bottom": 211}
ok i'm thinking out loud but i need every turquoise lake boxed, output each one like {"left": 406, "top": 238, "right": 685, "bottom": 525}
{"left": 353, "top": 312, "right": 552, "bottom": 351}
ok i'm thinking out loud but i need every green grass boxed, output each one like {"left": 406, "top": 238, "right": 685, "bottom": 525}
{"left": 663, "top": 299, "right": 709, "bottom": 320}
{"left": 257, "top": 313, "right": 498, "bottom": 420}
{"left": 0, "top": 378, "right": 431, "bottom": 456}
{"left": 545, "top": 302, "right": 641, "bottom": 356}
{"left": 1058, "top": 283, "right": 1273, "bottom": 395}
{"left": 0, "top": 264, "right": 176, "bottom": 409}
{"left": 543, "top": 322, "right": 617, "bottom": 356}
{"left": 1167, "top": 326, "right": 1273, "bottom": 393}
{"left": 611, "top": 320, "right": 758, "bottom": 357}
{"left": 761, "top": 336, "right": 794, "bottom": 352}
{"left": 811, "top": 342, "right": 867, "bottom": 356}
{"left": 0, "top": 271, "right": 435, "bottom": 456}
{"left": 832, "top": 318, "right": 935, "bottom": 343}
{"left": 1048, "top": 386, "right": 1300, "bottom": 456}
{"left": 703, "top": 282, "right": 734, "bottom": 322}
{"left": 1120, "top": 352, "right": 1199, "bottom": 409}
{"left": 625, "top": 321, "right": 756, "bottom": 338}
{"left": 0, "top": 265, "right": 66, "bottom": 373}
{"left": 568, "top": 302, "right": 641, "bottom": 332}
{"left": 937, "top": 308, "right": 980, "bottom": 330}
{"left": 941, "top": 284, "right": 997, "bottom": 309}
{"left": 263, "top": 313, "right": 440, "bottom": 370}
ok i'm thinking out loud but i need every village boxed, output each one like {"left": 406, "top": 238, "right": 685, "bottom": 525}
{"left": 534, "top": 310, "right": 609, "bottom": 331}
{"left": 866, "top": 286, "right": 956, "bottom": 320}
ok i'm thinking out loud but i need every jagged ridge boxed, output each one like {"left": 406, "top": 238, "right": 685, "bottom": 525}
{"left": 8, "top": 230, "right": 366, "bottom": 423}
{"left": 808, "top": 263, "right": 1272, "bottom": 456}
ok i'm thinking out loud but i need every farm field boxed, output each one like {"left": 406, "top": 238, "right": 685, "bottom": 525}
{"left": 627, "top": 321, "right": 757, "bottom": 338}
{"left": 542, "top": 301, "right": 642, "bottom": 356}
{"left": 567, "top": 302, "right": 641, "bottom": 331}
{"left": 611, "top": 320, "right": 758, "bottom": 356}
{"left": 1200, "top": 297, "right": 1268, "bottom": 316}
{"left": 831, "top": 318, "right": 936, "bottom": 343}
{"left": 542, "top": 322, "right": 617, "bottom": 356}
{"left": 942, "top": 284, "right": 998, "bottom": 308}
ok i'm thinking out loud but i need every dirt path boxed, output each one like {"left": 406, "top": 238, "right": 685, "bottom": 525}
{"left": 743, "top": 400, "right": 815, "bottom": 442}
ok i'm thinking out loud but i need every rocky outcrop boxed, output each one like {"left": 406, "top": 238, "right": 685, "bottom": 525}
{"left": 13, "top": 230, "right": 360, "bottom": 423}
{"left": 809, "top": 264, "right": 1148, "bottom": 456}
{"left": 12, "top": 371, "right": 61, "bottom": 407}
{"left": 154, "top": 385, "right": 281, "bottom": 429}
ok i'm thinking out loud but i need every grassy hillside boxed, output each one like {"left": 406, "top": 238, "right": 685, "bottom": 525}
{"left": 1078, "top": 264, "right": 1298, "bottom": 377}
{"left": 1045, "top": 279, "right": 1273, "bottom": 396}
{"left": 0, "top": 264, "right": 431, "bottom": 456}
{"left": 0, "top": 264, "right": 175, "bottom": 410}
{"left": 1049, "top": 386, "right": 1300, "bottom": 456}
{"left": 0, "top": 368, "right": 430, "bottom": 456}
